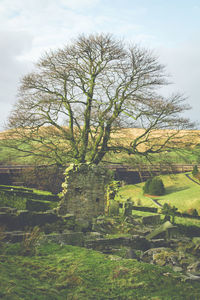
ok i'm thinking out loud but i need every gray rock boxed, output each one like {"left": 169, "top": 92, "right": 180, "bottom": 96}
{"left": 184, "top": 273, "right": 200, "bottom": 282}
{"left": 187, "top": 261, "right": 200, "bottom": 275}
{"left": 43, "top": 231, "right": 84, "bottom": 246}
{"left": 173, "top": 266, "right": 183, "bottom": 273}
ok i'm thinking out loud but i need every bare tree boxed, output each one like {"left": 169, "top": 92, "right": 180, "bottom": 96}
{"left": 3, "top": 33, "right": 195, "bottom": 166}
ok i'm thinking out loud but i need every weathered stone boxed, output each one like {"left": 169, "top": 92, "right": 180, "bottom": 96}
{"left": 85, "top": 235, "right": 150, "bottom": 252}
{"left": 129, "top": 235, "right": 151, "bottom": 251}
{"left": 150, "top": 239, "right": 169, "bottom": 248}
{"left": 142, "top": 214, "right": 161, "bottom": 225}
{"left": 43, "top": 231, "right": 84, "bottom": 246}
{"left": 75, "top": 218, "right": 91, "bottom": 232}
{"left": 17, "top": 211, "right": 59, "bottom": 227}
{"left": 85, "top": 232, "right": 103, "bottom": 240}
{"left": 141, "top": 247, "right": 172, "bottom": 264}
{"left": 3, "top": 231, "right": 30, "bottom": 243}
{"left": 62, "top": 214, "right": 75, "bottom": 221}
{"left": 108, "top": 200, "right": 119, "bottom": 216}
{"left": 0, "top": 212, "right": 19, "bottom": 230}
{"left": 146, "top": 221, "right": 178, "bottom": 240}
{"left": 184, "top": 273, "right": 200, "bottom": 282}
{"left": 173, "top": 266, "right": 183, "bottom": 273}
{"left": 187, "top": 261, "right": 200, "bottom": 275}
{"left": 123, "top": 200, "right": 133, "bottom": 217}
{"left": 0, "top": 207, "right": 17, "bottom": 213}
{"left": 57, "top": 164, "right": 111, "bottom": 220}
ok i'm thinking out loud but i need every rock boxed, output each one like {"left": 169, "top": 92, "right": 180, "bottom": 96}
{"left": 129, "top": 235, "right": 151, "bottom": 251}
{"left": 62, "top": 214, "right": 75, "bottom": 221}
{"left": 43, "top": 231, "right": 84, "bottom": 246}
{"left": 173, "top": 266, "right": 183, "bottom": 273}
{"left": 3, "top": 231, "right": 30, "bottom": 243}
{"left": 141, "top": 247, "right": 172, "bottom": 264}
{"left": 75, "top": 218, "right": 91, "bottom": 232}
{"left": 184, "top": 273, "right": 200, "bottom": 282}
{"left": 150, "top": 239, "right": 169, "bottom": 248}
{"left": 142, "top": 215, "right": 161, "bottom": 225}
{"left": 0, "top": 207, "right": 17, "bottom": 213}
{"left": 85, "top": 232, "right": 103, "bottom": 239}
{"left": 146, "top": 221, "right": 178, "bottom": 240}
{"left": 107, "top": 200, "right": 120, "bottom": 216}
{"left": 187, "top": 261, "right": 200, "bottom": 275}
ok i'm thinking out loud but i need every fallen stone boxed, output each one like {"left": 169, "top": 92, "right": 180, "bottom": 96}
{"left": 184, "top": 273, "right": 200, "bottom": 282}
{"left": 187, "top": 261, "right": 200, "bottom": 275}
{"left": 0, "top": 207, "right": 17, "bottom": 213}
{"left": 142, "top": 215, "right": 161, "bottom": 225}
{"left": 42, "top": 232, "right": 84, "bottom": 246}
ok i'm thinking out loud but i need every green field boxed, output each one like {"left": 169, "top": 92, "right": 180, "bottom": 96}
{"left": 116, "top": 173, "right": 200, "bottom": 215}
{"left": 1, "top": 242, "right": 200, "bottom": 299}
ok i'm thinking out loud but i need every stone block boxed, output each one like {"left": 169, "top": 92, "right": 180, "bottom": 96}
{"left": 43, "top": 232, "right": 84, "bottom": 246}
{"left": 142, "top": 214, "right": 161, "bottom": 225}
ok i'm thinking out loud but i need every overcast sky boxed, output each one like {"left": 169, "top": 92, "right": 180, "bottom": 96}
{"left": 0, "top": 0, "right": 200, "bottom": 130}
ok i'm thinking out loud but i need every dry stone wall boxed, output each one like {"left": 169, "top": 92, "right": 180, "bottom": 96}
{"left": 58, "top": 164, "right": 112, "bottom": 220}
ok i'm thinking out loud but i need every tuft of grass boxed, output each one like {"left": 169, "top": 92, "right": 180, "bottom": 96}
{"left": 20, "top": 227, "right": 42, "bottom": 256}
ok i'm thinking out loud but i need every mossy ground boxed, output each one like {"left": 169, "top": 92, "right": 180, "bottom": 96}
{"left": 0, "top": 242, "right": 200, "bottom": 300}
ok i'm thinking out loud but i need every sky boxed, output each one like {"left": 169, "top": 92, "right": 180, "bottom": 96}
{"left": 0, "top": 0, "right": 200, "bottom": 130}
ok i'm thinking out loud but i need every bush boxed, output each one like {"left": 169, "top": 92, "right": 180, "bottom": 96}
{"left": 192, "top": 165, "right": 199, "bottom": 177}
{"left": 161, "top": 203, "right": 178, "bottom": 224}
{"left": 188, "top": 208, "right": 199, "bottom": 217}
{"left": 143, "top": 177, "right": 165, "bottom": 196}
{"left": 143, "top": 178, "right": 152, "bottom": 194}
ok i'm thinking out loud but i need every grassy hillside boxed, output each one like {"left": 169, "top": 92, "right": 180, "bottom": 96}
{"left": 116, "top": 173, "right": 200, "bottom": 215}
{"left": 1, "top": 242, "right": 200, "bottom": 299}
{"left": 0, "top": 128, "right": 199, "bottom": 165}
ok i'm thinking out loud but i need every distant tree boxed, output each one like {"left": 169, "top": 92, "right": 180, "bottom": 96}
{"left": 192, "top": 165, "right": 199, "bottom": 177}
{"left": 143, "top": 177, "right": 165, "bottom": 196}
{"left": 3, "top": 33, "right": 195, "bottom": 166}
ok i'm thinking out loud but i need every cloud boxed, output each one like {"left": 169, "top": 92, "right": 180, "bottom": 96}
{"left": 0, "top": 30, "right": 33, "bottom": 129}
{"left": 158, "top": 41, "right": 200, "bottom": 125}
{"left": 60, "top": 0, "right": 100, "bottom": 10}
{"left": 0, "top": 0, "right": 199, "bottom": 130}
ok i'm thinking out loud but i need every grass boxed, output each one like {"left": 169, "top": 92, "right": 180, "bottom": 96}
{"left": 1, "top": 242, "right": 200, "bottom": 299}
{"left": 0, "top": 127, "right": 200, "bottom": 166}
{"left": 0, "top": 184, "right": 57, "bottom": 210}
{"left": 0, "top": 184, "right": 52, "bottom": 195}
{"left": 116, "top": 173, "right": 200, "bottom": 214}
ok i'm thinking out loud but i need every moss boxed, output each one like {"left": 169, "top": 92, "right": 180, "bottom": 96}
{"left": 0, "top": 242, "right": 200, "bottom": 299}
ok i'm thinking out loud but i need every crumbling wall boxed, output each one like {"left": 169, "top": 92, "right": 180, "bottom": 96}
{"left": 58, "top": 164, "right": 112, "bottom": 219}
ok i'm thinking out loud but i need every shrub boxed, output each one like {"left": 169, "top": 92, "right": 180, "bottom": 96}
{"left": 143, "top": 177, "right": 165, "bottom": 196}
{"left": 192, "top": 165, "right": 199, "bottom": 177}
{"left": 136, "top": 198, "right": 142, "bottom": 206}
{"left": 161, "top": 203, "right": 178, "bottom": 224}
{"left": 143, "top": 178, "right": 152, "bottom": 194}
{"left": 188, "top": 208, "right": 199, "bottom": 217}
{"left": 108, "top": 200, "right": 119, "bottom": 216}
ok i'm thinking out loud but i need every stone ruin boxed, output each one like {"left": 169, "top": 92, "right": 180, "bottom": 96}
{"left": 57, "top": 163, "right": 112, "bottom": 220}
